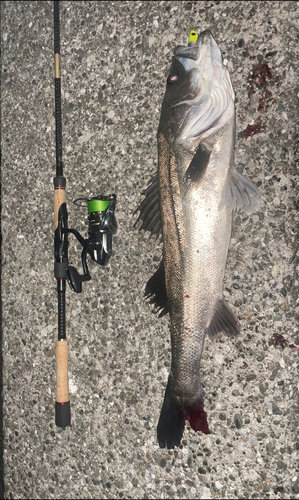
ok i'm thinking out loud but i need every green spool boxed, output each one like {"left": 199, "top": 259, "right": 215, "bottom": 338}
{"left": 88, "top": 199, "right": 111, "bottom": 213}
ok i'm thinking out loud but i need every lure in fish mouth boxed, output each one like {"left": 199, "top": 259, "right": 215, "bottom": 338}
{"left": 135, "top": 30, "right": 262, "bottom": 449}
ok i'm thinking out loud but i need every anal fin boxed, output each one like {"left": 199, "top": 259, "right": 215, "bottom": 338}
{"left": 208, "top": 299, "right": 240, "bottom": 339}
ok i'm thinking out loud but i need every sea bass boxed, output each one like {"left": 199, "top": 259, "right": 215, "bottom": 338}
{"left": 135, "top": 30, "right": 261, "bottom": 448}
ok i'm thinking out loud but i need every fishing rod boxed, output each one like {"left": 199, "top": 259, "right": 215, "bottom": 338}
{"left": 53, "top": 0, "right": 117, "bottom": 427}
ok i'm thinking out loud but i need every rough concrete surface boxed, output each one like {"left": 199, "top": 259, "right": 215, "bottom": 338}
{"left": 1, "top": 1, "right": 299, "bottom": 498}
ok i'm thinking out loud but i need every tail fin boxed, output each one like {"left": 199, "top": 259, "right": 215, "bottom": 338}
{"left": 157, "top": 380, "right": 209, "bottom": 449}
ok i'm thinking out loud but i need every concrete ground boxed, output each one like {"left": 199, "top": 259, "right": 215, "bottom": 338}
{"left": 1, "top": 1, "right": 299, "bottom": 498}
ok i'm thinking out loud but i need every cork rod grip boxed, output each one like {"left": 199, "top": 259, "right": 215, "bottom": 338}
{"left": 54, "top": 187, "right": 66, "bottom": 230}
{"left": 55, "top": 340, "right": 70, "bottom": 427}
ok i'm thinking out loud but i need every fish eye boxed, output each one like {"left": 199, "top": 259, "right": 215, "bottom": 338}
{"left": 167, "top": 74, "right": 179, "bottom": 85}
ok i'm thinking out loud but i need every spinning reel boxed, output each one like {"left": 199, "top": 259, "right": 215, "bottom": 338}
{"left": 54, "top": 194, "right": 117, "bottom": 294}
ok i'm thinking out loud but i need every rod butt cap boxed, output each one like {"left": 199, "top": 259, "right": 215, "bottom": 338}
{"left": 55, "top": 401, "right": 70, "bottom": 427}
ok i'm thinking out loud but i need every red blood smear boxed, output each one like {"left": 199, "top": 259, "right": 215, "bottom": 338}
{"left": 270, "top": 332, "right": 288, "bottom": 348}
{"left": 248, "top": 62, "right": 272, "bottom": 96}
{"left": 257, "top": 63, "right": 272, "bottom": 85}
{"left": 240, "top": 120, "right": 262, "bottom": 139}
{"left": 181, "top": 403, "right": 210, "bottom": 434}
{"left": 257, "top": 90, "right": 271, "bottom": 112}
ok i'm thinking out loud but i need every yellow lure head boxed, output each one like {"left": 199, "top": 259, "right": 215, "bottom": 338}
{"left": 188, "top": 30, "right": 198, "bottom": 46}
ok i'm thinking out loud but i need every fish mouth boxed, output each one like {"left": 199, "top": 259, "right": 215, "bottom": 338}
{"left": 172, "top": 30, "right": 222, "bottom": 72}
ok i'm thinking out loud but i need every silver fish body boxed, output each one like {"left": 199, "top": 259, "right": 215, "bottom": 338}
{"left": 136, "top": 30, "right": 261, "bottom": 448}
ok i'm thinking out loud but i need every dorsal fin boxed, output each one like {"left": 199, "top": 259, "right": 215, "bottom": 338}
{"left": 134, "top": 175, "right": 162, "bottom": 237}
{"left": 145, "top": 260, "right": 168, "bottom": 317}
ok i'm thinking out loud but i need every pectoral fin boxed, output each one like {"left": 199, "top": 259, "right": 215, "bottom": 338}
{"left": 183, "top": 143, "right": 211, "bottom": 187}
{"left": 220, "top": 168, "right": 262, "bottom": 213}
{"left": 208, "top": 299, "right": 240, "bottom": 339}
{"left": 134, "top": 175, "right": 162, "bottom": 237}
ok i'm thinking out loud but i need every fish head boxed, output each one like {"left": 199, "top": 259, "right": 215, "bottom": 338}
{"left": 158, "top": 29, "right": 235, "bottom": 150}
